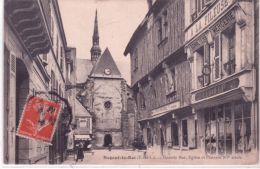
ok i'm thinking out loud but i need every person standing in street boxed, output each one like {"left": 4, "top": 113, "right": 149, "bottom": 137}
{"left": 76, "top": 142, "right": 84, "bottom": 162}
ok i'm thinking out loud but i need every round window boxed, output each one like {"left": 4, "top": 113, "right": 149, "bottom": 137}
{"left": 104, "top": 101, "right": 112, "bottom": 110}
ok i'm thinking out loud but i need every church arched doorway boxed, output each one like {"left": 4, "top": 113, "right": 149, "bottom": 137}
{"left": 104, "top": 134, "right": 112, "bottom": 147}
{"left": 15, "top": 58, "right": 29, "bottom": 164}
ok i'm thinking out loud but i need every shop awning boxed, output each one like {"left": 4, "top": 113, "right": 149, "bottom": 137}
{"left": 137, "top": 106, "right": 192, "bottom": 122}
{"left": 74, "top": 135, "right": 91, "bottom": 141}
{"left": 192, "top": 88, "right": 247, "bottom": 110}
{"left": 138, "top": 111, "right": 171, "bottom": 122}
{"left": 5, "top": 0, "right": 51, "bottom": 57}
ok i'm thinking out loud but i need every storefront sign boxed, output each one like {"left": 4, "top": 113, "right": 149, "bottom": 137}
{"left": 210, "top": 10, "right": 236, "bottom": 34}
{"left": 185, "top": 0, "right": 235, "bottom": 42}
{"left": 16, "top": 96, "right": 61, "bottom": 144}
{"left": 151, "top": 101, "right": 180, "bottom": 116}
{"left": 75, "top": 134, "right": 91, "bottom": 141}
{"left": 195, "top": 78, "right": 239, "bottom": 101}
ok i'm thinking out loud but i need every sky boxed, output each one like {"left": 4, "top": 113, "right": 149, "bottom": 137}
{"left": 58, "top": 0, "right": 148, "bottom": 84}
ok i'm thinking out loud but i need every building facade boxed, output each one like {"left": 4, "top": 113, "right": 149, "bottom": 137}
{"left": 4, "top": 0, "right": 76, "bottom": 164}
{"left": 184, "top": 0, "right": 258, "bottom": 155}
{"left": 124, "top": 0, "right": 195, "bottom": 154}
{"left": 76, "top": 11, "right": 134, "bottom": 148}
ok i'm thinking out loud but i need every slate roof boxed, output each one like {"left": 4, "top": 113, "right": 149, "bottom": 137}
{"left": 76, "top": 58, "right": 93, "bottom": 83}
{"left": 90, "top": 48, "right": 121, "bottom": 78}
{"left": 75, "top": 98, "right": 91, "bottom": 117}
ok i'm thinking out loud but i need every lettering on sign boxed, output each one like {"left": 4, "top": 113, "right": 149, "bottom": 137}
{"left": 189, "top": 33, "right": 208, "bottom": 51}
{"left": 195, "top": 78, "right": 239, "bottom": 101}
{"left": 151, "top": 101, "right": 180, "bottom": 116}
{"left": 210, "top": 10, "right": 236, "bottom": 34}
{"left": 185, "top": 0, "right": 235, "bottom": 42}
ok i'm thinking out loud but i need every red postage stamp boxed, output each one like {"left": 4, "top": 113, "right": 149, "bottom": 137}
{"left": 16, "top": 96, "right": 62, "bottom": 144}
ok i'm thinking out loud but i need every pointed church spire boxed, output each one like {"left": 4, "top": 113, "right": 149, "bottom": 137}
{"left": 93, "top": 9, "right": 99, "bottom": 41}
{"left": 91, "top": 9, "right": 101, "bottom": 64}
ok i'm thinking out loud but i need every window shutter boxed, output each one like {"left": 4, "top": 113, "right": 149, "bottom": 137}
{"left": 214, "top": 35, "right": 221, "bottom": 79}
{"left": 215, "top": 57, "right": 220, "bottom": 79}
{"left": 204, "top": 44, "right": 210, "bottom": 85}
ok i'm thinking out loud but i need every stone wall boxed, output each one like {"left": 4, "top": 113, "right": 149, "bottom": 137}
{"left": 92, "top": 78, "right": 123, "bottom": 147}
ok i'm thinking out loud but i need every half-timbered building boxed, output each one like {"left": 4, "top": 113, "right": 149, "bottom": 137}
{"left": 124, "top": 0, "right": 195, "bottom": 154}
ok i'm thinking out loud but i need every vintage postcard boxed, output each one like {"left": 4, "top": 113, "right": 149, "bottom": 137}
{"left": 2, "top": 0, "right": 260, "bottom": 167}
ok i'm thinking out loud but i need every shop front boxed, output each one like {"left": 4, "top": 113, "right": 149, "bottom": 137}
{"left": 139, "top": 101, "right": 195, "bottom": 154}
{"left": 202, "top": 100, "right": 253, "bottom": 155}
{"left": 185, "top": 0, "right": 257, "bottom": 156}
{"left": 74, "top": 134, "right": 92, "bottom": 151}
{"left": 191, "top": 73, "right": 257, "bottom": 155}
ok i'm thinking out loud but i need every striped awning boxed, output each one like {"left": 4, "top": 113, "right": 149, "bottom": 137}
{"left": 74, "top": 135, "right": 91, "bottom": 141}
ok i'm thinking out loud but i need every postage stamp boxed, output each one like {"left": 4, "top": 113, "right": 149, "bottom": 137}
{"left": 16, "top": 96, "right": 61, "bottom": 144}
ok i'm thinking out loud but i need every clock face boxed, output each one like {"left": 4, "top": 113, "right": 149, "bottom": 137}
{"left": 104, "top": 68, "right": 111, "bottom": 75}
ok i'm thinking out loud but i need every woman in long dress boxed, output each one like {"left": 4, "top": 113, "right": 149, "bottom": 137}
{"left": 76, "top": 142, "right": 84, "bottom": 162}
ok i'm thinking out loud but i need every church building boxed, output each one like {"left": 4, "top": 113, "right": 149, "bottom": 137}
{"left": 76, "top": 10, "right": 135, "bottom": 148}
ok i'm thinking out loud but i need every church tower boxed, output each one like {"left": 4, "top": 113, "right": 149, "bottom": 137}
{"left": 90, "top": 10, "right": 101, "bottom": 64}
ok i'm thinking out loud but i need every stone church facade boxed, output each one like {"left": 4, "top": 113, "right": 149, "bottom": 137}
{"left": 76, "top": 11, "right": 135, "bottom": 148}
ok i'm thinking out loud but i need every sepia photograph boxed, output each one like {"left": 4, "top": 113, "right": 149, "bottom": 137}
{"left": 1, "top": 0, "right": 260, "bottom": 167}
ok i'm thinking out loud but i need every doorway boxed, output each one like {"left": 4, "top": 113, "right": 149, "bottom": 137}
{"left": 104, "top": 134, "right": 112, "bottom": 147}
{"left": 171, "top": 121, "right": 179, "bottom": 146}
{"left": 182, "top": 120, "right": 188, "bottom": 147}
{"left": 15, "top": 58, "right": 29, "bottom": 163}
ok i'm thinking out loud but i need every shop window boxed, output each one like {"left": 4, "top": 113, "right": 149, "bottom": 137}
{"left": 147, "top": 128, "right": 153, "bottom": 146}
{"left": 205, "top": 109, "right": 215, "bottom": 154}
{"left": 205, "top": 102, "right": 252, "bottom": 155}
{"left": 182, "top": 120, "right": 188, "bottom": 147}
{"left": 234, "top": 101, "right": 252, "bottom": 153}
{"left": 225, "top": 103, "right": 232, "bottom": 154}
{"left": 171, "top": 122, "right": 179, "bottom": 146}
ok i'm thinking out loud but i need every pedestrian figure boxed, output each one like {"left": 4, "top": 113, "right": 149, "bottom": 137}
{"left": 76, "top": 142, "right": 84, "bottom": 162}
{"left": 108, "top": 143, "right": 112, "bottom": 151}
